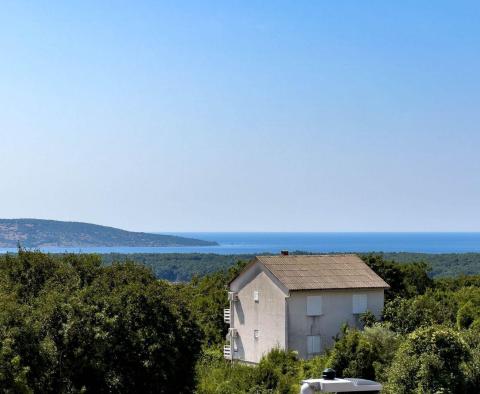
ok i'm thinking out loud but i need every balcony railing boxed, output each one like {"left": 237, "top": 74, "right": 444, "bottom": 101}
{"left": 224, "top": 308, "right": 231, "bottom": 324}
{"left": 224, "top": 345, "right": 232, "bottom": 360}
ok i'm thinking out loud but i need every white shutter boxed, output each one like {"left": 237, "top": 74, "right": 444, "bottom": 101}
{"left": 306, "top": 296, "right": 322, "bottom": 316}
{"left": 307, "top": 335, "right": 321, "bottom": 354}
{"left": 353, "top": 294, "right": 368, "bottom": 314}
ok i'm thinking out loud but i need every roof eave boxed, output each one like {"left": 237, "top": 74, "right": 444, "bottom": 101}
{"left": 288, "top": 285, "right": 390, "bottom": 291}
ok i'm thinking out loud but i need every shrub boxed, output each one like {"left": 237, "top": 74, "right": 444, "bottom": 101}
{"left": 457, "top": 301, "right": 479, "bottom": 330}
{"left": 385, "top": 326, "right": 468, "bottom": 394}
{"left": 326, "top": 324, "right": 400, "bottom": 382}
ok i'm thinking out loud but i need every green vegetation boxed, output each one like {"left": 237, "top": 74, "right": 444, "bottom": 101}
{"left": 380, "top": 252, "right": 480, "bottom": 278}
{"left": 0, "top": 218, "right": 217, "bottom": 247}
{"left": 101, "top": 253, "right": 251, "bottom": 282}
{"left": 99, "top": 251, "right": 480, "bottom": 281}
{"left": 385, "top": 326, "right": 468, "bottom": 393}
{"left": 3, "top": 250, "right": 480, "bottom": 392}
{"left": 0, "top": 249, "right": 201, "bottom": 393}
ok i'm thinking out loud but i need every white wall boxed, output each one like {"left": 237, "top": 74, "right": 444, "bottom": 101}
{"left": 230, "top": 262, "right": 288, "bottom": 363}
{"left": 287, "top": 289, "right": 385, "bottom": 359}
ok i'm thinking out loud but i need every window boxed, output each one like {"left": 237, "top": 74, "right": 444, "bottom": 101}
{"left": 353, "top": 294, "right": 368, "bottom": 314}
{"left": 306, "top": 296, "right": 322, "bottom": 316}
{"left": 233, "top": 339, "right": 238, "bottom": 352}
{"left": 253, "top": 290, "right": 259, "bottom": 302}
{"left": 307, "top": 335, "right": 321, "bottom": 354}
{"left": 254, "top": 330, "right": 259, "bottom": 339}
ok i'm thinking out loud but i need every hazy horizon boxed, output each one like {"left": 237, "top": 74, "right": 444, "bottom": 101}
{"left": 4, "top": 218, "right": 480, "bottom": 235}
{"left": 1, "top": 2, "right": 479, "bottom": 232}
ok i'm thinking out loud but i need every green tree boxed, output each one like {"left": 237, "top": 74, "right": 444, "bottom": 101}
{"left": 359, "top": 310, "right": 377, "bottom": 328}
{"left": 362, "top": 255, "right": 433, "bottom": 300}
{"left": 385, "top": 326, "right": 468, "bottom": 394}
{"left": 461, "top": 329, "right": 480, "bottom": 393}
{"left": 327, "top": 325, "right": 400, "bottom": 381}
{"left": 185, "top": 260, "right": 248, "bottom": 346}
{"left": 383, "top": 290, "right": 457, "bottom": 334}
{"left": 254, "top": 348, "right": 300, "bottom": 394}
{"left": 0, "top": 250, "right": 202, "bottom": 393}
{"left": 457, "top": 301, "right": 479, "bottom": 330}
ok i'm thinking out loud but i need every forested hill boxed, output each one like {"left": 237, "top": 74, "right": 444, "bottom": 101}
{"left": 0, "top": 219, "right": 217, "bottom": 247}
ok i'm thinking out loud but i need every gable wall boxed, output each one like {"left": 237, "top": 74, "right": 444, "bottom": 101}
{"left": 230, "top": 262, "right": 287, "bottom": 363}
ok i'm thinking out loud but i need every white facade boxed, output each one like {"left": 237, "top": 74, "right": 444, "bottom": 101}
{"left": 286, "top": 288, "right": 384, "bottom": 359}
{"left": 226, "top": 260, "right": 385, "bottom": 363}
{"left": 228, "top": 261, "right": 288, "bottom": 363}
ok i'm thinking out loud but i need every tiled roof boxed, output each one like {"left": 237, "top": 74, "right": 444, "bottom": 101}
{"left": 254, "top": 254, "right": 389, "bottom": 291}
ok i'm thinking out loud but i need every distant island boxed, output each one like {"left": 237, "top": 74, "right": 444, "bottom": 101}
{"left": 0, "top": 219, "right": 217, "bottom": 248}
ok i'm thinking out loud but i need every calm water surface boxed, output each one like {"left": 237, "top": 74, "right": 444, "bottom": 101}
{"left": 1, "top": 233, "right": 479, "bottom": 254}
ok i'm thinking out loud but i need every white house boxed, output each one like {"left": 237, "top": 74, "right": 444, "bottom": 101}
{"left": 224, "top": 253, "right": 389, "bottom": 363}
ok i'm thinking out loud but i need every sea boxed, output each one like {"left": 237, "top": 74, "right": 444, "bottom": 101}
{"left": 1, "top": 232, "right": 480, "bottom": 254}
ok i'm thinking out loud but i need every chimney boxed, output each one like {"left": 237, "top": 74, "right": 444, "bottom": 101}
{"left": 281, "top": 250, "right": 289, "bottom": 256}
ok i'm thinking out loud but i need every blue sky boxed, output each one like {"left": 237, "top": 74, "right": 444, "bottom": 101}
{"left": 1, "top": 1, "right": 479, "bottom": 232}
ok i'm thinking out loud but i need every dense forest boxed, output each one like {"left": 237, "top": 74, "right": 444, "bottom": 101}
{"left": 101, "top": 253, "right": 253, "bottom": 281}
{"left": 0, "top": 250, "right": 201, "bottom": 393}
{"left": 101, "top": 251, "right": 480, "bottom": 281}
{"left": 2, "top": 250, "right": 480, "bottom": 392}
{"left": 381, "top": 252, "right": 480, "bottom": 277}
